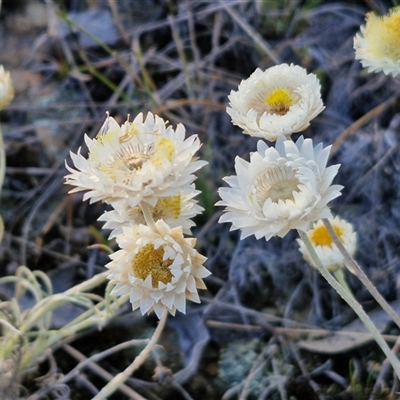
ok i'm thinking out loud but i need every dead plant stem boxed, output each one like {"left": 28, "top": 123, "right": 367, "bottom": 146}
{"left": 93, "top": 309, "right": 168, "bottom": 399}
{"left": 322, "top": 218, "right": 400, "bottom": 331}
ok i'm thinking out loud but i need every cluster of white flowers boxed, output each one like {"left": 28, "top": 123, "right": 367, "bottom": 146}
{"left": 218, "top": 63, "right": 357, "bottom": 273}
{"left": 65, "top": 112, "right": 210, "bottom": 318}
{"left": 219, "top": 64, "right": 342, "bottom": 239}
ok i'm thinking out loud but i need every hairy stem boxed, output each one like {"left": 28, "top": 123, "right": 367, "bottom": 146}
{"left": 298, "top": 229, "right": 400, "bottom": 380}
{"left": 333, "top": 269, "right": 354, "bottom": 297}
{"left": 322, "top": 218, "right": 400, "bottom": 331}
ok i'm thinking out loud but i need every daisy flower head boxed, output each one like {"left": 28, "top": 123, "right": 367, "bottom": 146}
{"left": 354, "top": 6, "right": 400, "bottom": 77}
{"left": 98, "top": 185, "right": 204, "bottom": 237}
{"left": 65, "top": 112, "right": 207, "bottom": 207}
{"left": 297, "top": 216, "right": 357, "bottom": 272}
{"left": 0, "top": 65, "right": 14, "bottom": 110}
{"left": 106, "top": 220, "right": 210, "bottom": 319}
{"left": 226, "top": 64, "right": 325, "bottom": 141}
{"left": 217, "top": 136, "right": 343, "bottom": 241}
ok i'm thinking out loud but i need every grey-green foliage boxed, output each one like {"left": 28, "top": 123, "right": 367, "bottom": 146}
{"left": 216, "top": 338, "right": 266, "bottom": 397}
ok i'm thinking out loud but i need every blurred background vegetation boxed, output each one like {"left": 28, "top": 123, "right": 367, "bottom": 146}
{"left": 2, "top": 0, "right": 400, "bottom": 399}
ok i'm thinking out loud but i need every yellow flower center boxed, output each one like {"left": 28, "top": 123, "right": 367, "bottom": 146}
{"left": 90, "top": 122, "right": 176, "bottom": 187}
{"left": 365, "top": 7, "right": 400, "bottom": 61}
{"left": 115, "top": 142, "right": 154, "bottom": 171}
{"left": 264, "top": 88, "right": 297, "bottom": 115}
{"left": 96, "top": 139, "right": 174, "bottom": 184}
{"left": 309, "top": 223, "right": 344, "bottom": 248}
{"left": 154, "top": 194, "right": 181, "bottom": 219}
{"left": 255, "top": 165, "right": 300, "bottom": 205}
{"left": 128, "top": 194, "right": 182, "bottom": 223}
{"left": 132, "top": 243, "right": 173, "bottom": 288}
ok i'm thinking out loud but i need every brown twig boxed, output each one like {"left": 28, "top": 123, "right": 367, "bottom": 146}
{"left": 330, "top": 94, "right": 398, "bottom": 158}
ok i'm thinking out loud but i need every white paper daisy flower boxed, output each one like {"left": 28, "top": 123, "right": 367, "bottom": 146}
{"left": 65, "top": 112, "right": 207, "bottom": 207}
{"left": 106, "top": 220, "right": 210, "bottom": 319}
{"left": 98, "top": 185, "right": 203, "bottom": 237}
{"left": 0, "top": 65, "right": 14, "bottom": 110}
{"left": 226, "top": 64, "right": 325, "bottom": 141}
{"left": 217, "top": 136, "right": 343, "bottom": 241}
{"left": 297, "top": 216, "right": 357, "bottom": 272}
{"left": 354, "top": 6, "right": 400, "bottom": 77}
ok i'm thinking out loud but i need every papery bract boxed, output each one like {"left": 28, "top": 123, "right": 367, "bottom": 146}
{"left": 65, "top": 112, "right": 207, "bottom": 207}
{"left": 297, "top": 216, "right": 357, "bottom": 272}
{"left": 354, "top": 6, "right": 400, "bottom": 77}
{"left": 106, "top": 220, "right": 210, "bottom": 319}
{"left": 226, "top": 64, "right": 324, "bottom": 141}
{"left": 217, "top": 136, "right": 342, "bottom": 241}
